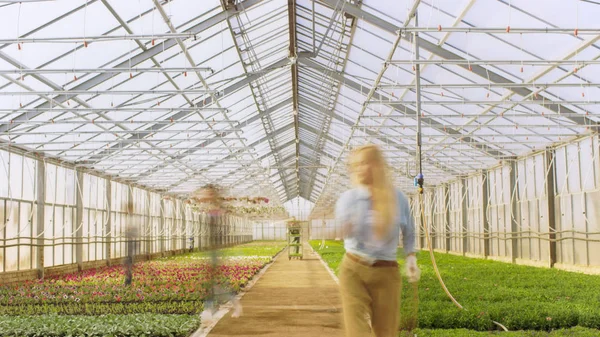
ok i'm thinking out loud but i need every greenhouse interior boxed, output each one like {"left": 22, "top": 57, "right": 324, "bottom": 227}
{"left": 1, "top": 0, "right": 600, "bottom": 336}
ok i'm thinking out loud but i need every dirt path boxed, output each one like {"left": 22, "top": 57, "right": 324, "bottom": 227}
{"left": 208, "top": 244, "right": 343, "bottom": 337}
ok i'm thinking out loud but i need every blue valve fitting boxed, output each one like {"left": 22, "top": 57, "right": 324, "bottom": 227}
{"left": 415, "top": 173, "right": 425, "bottom": 194}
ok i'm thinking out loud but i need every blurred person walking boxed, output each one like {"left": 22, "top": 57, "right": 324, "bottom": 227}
{"left": 124, "top": 201, "right": 139, "bottom": 286}
{"left": 194, "top": 185, "right": 243, "bottom": 323}
{"left": 335, "top": 144, "right": 420, "bottom": 337}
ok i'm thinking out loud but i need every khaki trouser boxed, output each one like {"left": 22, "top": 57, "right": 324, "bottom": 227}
{"left": 339, "top": 255, "right": 401, "bottom": 337}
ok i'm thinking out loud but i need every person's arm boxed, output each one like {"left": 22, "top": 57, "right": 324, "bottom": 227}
{"left": 335, "top": 191, "right": 354, "bottom": 238}
{"left": 400, "top": 192, "right": 417, "bottom": 256}
{"left": 399, "top": 191, "right": 420, "bottom": 282}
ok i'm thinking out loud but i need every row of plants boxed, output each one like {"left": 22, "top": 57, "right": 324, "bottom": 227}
{"left": 406, "top": 327, "right": 600, "bottom": 337}
{"left": 0, "top": 314, "right": 200, "bottom": 337}
{"left": 0, "top": 241, "right": 286, "bottom": 316}
{"left": 0, "top": 258, "right": 268, "bottom": 315}
{"left": 164, "top": 240, "right": 287, "bottom": 259}
{"left": 309, "top": 240, "right": 600, "bottom": 333}
{"left": 0, "top": 241, "right": 286, "bottom": 336}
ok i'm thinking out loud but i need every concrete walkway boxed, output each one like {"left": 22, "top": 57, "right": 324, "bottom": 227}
{"left": 208, "top": 244, "right": 343, "bottom": 336}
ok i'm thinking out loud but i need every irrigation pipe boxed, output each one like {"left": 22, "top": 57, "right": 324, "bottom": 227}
{"left": 419, "top": 193, "right": 508, "bottom": 331}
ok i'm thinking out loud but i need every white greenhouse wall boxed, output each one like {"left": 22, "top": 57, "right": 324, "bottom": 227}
{"left": 410, "top": 135, "right": 600, "bottom": 272}
{"left": 0, "top": 149, "right": 253, "bottom": 278}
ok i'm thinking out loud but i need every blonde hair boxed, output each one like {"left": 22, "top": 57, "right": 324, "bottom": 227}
{"left": 349, "top": 144, "right": 397, "bottom": 239}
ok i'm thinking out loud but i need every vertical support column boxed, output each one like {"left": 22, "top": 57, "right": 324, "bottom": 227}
{"left": 35, "top": 159, "right": 46, "bottom": 279}
{"left": 145, "top": 191, "right": 151, "bottom": 257}
{"left": 159, "top": 198, "right": 165, "bottom": 254}
{"left": 230, "top": 216, "right": 234, "bottom": 246}
{"left": 461, "top": 177, "right": 468, "bottom": 255}
{"left": 233, "top": 217, "right": 237, "bottom": 245}
{"left": 223, "top": 215, "right": 227, "bottom": 247}
{"left": 170, "top": 201, "right": 176, "bottom": 252}
{"left": 75, "top": 170, "right": 84, "bottom": 270}
{"left": 197, "top": 213, "right": 202, "bottom": 252}
{"left": 482, "top": 171, "right": 490, "bottom": 258}
{"left": 545, "top": 149, "right": 557, "bottom": 267}
{"left": 105, "top": 179, "right": 112, "bottom": 265}
{"left": 418, "top": 197, "right": 425, "bottom": 250}
{"left": 181, "top": 201, "right": 187, "bottom": 253}
{"left": 221, "top": 215, "right": 226, "bottom": 247}
{"left": 126, "top": 185, "right": 134, "bottom": 261}
{"left": 209, "top": 214, "right": 214, "bottom": 249}
{"left": 444, "top": 184, "right": 451, "bottom": 253}
{"left": 509, "top": 159, "right": 520, "bottom": 263}
{"left": 429, "top": 190, "right": 436, "bottom": 250}
{"left": 228, "top": 216, "right": 232, "bottom": 246}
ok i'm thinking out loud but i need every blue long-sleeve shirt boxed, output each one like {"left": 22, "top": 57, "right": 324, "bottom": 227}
{"left": 335, "top": 187, "right": 416, "bottom": 261}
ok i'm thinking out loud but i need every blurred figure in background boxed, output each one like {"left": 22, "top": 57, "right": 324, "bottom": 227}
{"left": 335, "top": 144, "right": 420, "bottom": 337}
{"left": 189, "top": 236, "right": 195, "bottom": 253}
{"left": 193, "top": 185, "right": 243, "bottom": 323}
{"left": 124, "top": 201, "right": 139, "bottom": 286}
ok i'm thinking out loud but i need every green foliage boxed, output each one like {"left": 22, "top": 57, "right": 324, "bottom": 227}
{"left": 164, "top": 241, "right": 287, "bottom": 260}
{"left": 310, "top": 240, "right": 345, "bottom": 274}
{"left": 0, "top": 314, "right": 200, "bottom": 337}
{"left": 0, "top": 301, "right": 203, "bottom": 316}
{"left": 309, "top": 240, "right": 600, "bottom": 333}
{"left": 407, "top": 326, "right": 600, "bottom": 337}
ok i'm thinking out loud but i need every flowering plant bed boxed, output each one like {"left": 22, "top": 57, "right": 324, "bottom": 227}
{"left": 0, "top": 242, "right": 283, "bottom": 316}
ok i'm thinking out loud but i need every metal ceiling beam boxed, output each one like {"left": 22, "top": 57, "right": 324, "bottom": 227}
{"left": 0, "top": 50, "right": 202, "bottom": 182}
{"left": 288, "top": 0, "right": 300, "bottom": 198}
{"left": 223, "top": 0, "right": 294, "bottom": 201}
{"left": 0, "top": 0, "right": 265, "bottom": 133}
{"left": 100, "top": 96, "right": 293, "bottom": 175}
{"left": 298, "top": 56, "right": 506, "bottom": 159}
{"left": 152, "top": 0, "right": 272, "bottom": 198}
{"left": 316, "top": 0, "right": 597, "bottom": 128}
{"left": 299, "top": 97, "right": 459, "bottom": 176}
{"left": 83, "top": 58, "right": 291, "bottom": 165}
{"left": 224, "top": 138, "right": 297, "bottom": 187}
{"left": 0, "top": 67, "right": 213, "bottom": 75}
{"left": 163, "top": 122, "right": 296, "bottom": 199}
{"left": 303, "top": 0, "right": 358, "bottom": 201}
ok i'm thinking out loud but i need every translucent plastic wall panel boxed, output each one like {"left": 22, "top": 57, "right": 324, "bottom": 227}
{"left": 515, "top": 153, "right": 548, "bottom": 263}
{"left": 554, "top": 136, "right": 600, "bottom": 267}
{"left": 44, "top": 164, "right": 76, "bottom": 267}
{"left": 82, "top": 174, "right": 107, "bottom": 263}
{"left": 185, "top": 206, "right": 197, "bottom": 251}
{"left": 253, "top": 221, "right": 286, "bottom": 240}
{"left": 132, "top": 188, "right": 149, "bottom": 256}
{"left": 309, "top": 219, "right": 338, "bottom": 240}
{"left": 4, "top": 201, "right": 18, "bottom": 272}
{"left": 466, "top": 175, "right": 485, "bottom": 256}
{"left": 149, "top": 192, "right": 161, "bottom": 254}
{"left": 176, "top": 201, "right": 184, "bottom": 251}
{"left": 0, "top": 150, "right": 36, "bottom": 272}
{"left": 448, "top": 180, "right": 463, "bottom": 253}
{"left": 422, "top": 191, "right": 435, "bottom": 250}
{"left": 163, "top": 200, "right": 174, "bottom": 252}
{"left": 487, "top": 164, "right": 512, "bottom": 259}
{"left": 111, "top": 182, "right": 129, "bottom": 259}
{"left": 200, "top": 213, "right": 208, "bottom": 249}
{"left": 433, "top": 185, "right": 448, "bottom": 251}
{"left": 412, "top": 195, "right": 423, "bottom": 249}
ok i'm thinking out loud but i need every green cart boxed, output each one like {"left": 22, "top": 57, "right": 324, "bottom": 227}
{"left": 287, "top": 220, "right": 303, "bottom": 260}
